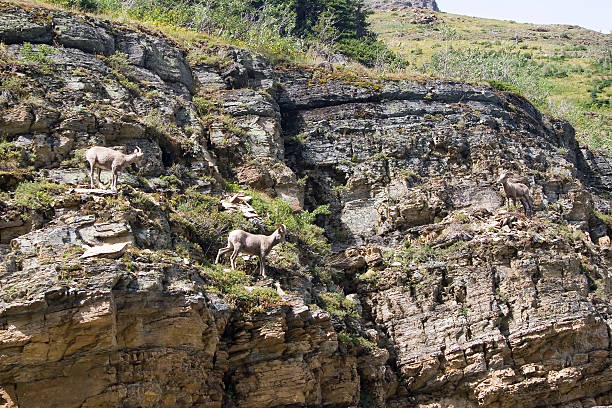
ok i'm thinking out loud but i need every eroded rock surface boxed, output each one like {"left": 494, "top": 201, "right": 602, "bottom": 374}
{"left": 1, "top": 3, "right": 612, "bottom": 408}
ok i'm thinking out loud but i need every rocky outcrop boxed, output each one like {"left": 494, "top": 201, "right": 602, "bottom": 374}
{"left": 274, "top": 66, "right": 612, "bottom": 407}
{"left": 278, "top": 69, "right": 610, "bottom": 248}
{"left": 1, "top": 3, "right": 612, "bottom": 408}
{"left": 0, "top": 230, "right": 359, "bottom": 407}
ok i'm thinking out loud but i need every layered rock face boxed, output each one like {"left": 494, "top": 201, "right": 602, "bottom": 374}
{"left": 277, "top": 67, "right": 612, "bottom": 406}
{"left": 278, "top": 69, "right": 609, "bottom": 247}
{"left": 1, "top": 3, "right": 612, "bottom": 408}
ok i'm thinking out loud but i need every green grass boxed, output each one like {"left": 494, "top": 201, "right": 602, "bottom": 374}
{"left": 370, "top": 9, "right": 612, "bottom": 154}
{"left": 169, "top": 188, "right": 251, "bottom": 255}
{"left": 337, "top": 331, "right": 377, "bottom": 350}
{"left": 197, "top": 262, "right": 284, "bottom": 312}
{"left": 14, "top": 181, "right": 66, "bottom": 210}
{"left": 249, "top": 190, "right": 331, "bottom": 255}
{"left": 19, "top": 42, "right": 56, "bottom": 74}
{"left": 318, "top": 292, "right": 359, "bottom": 319}
{"left": 0, "top": 139, "right": 22, "bottom": 170}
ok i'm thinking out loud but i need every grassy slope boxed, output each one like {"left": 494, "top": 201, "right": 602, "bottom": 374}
{"left": 370, "top": 9, "right": 612, "bottom": 154}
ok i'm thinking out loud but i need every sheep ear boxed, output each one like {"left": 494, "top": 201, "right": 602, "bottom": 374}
{"left": 135, "top": 146, "right": 142, "bottom": 154}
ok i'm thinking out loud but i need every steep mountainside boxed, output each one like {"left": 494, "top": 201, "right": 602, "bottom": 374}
{"left": 1, "top": 2, "right": 612, "bottom": 408}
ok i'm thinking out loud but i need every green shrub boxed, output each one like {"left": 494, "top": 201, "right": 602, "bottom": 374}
{"left": 250, "top": 192, "right": 331, "bottom": 255}
{"left": 157, "top": 174, "right": 183, "bottom": 191}
{"left": 50, "top": 0, "right": 99, "bottom": 10}
{"left": 105, "top": 51, "right": 131, "bottom": 73}
{"left": 0, "top": 140, "right": 22, "bottom": 170}
{"left": 21, "top": 42, "right": 54, "bottom": 65}
{"left": 270, "top": 241, "right": 301, "bottom": 270}
{"left": 486, "top": 79, "right": 522, "bottom": 95}
{"left": 338, "top": 331, "right": 376, "bottom": 350}
{"left": 193, "top": 96, "right": 220, "bottom": 117}
{"left": 318, "top": 292, "right": 359, "bottom": 319}
{"left": 584, "top": 78, "right": 611, "bottom": 109}
{"left": 102, "top": 51, "right": 141, "bottom": 95}
{"left": 169, "top": 189, "right": 251, "bottom": 254}
{"left": 14, "top": 181, "right": 66, "bottom": 210}
{"left": 48, "top": 0, "right": 395, "bottom": 67}
{"left": 336, "top": 37, "right": 401, "bottom": 67}
{"left": 0, "top": 76, "right": 29, "bottom": 100}
{"left": 60, "top": 148, "right": 87, "bottom": 169}
{"left": 198, "top": 262, "right": 284, "bottom": 312}
{"left": 423, "top": 48, "right": 550, "bottom": 107}
{"left": 201, "top": 262, "right": 251, "bottom": 292}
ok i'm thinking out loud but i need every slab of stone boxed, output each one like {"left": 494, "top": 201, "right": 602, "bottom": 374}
{"left": 80, "top": 242, "right": 128, "bottom": 259}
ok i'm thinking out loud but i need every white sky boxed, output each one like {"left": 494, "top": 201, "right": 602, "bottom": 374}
{"left": 437, "top": 0, "right": 612, "bottom": 34}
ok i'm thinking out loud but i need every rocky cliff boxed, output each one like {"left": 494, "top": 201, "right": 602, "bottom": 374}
{"left": 1, "top": 2, "right": 612, "bottom": 408}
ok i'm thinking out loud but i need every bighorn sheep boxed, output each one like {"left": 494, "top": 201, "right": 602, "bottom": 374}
{"left": 85, "top": 146, "right": 144, "bottom": 191}
{"left": 215, "top": 224, "right": 287, "bottom": 278}
{"left": 497, "top": 172, "right": 534, "bottom": 216}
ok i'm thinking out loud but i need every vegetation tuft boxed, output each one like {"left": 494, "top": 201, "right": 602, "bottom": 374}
{"left": 249, "top": 191, "right": 331, "bottom": 255}
{"left": 14, "top": 181, "right": 66, "bottom": 210}
{"left": 169, "top": 188, "right": 251, "bottom": 256}
{"left": 318, "top": 291, "right": 359, "bottom": 319}
{"left": 337, "top": 331, "right": 376, "bottom": 350}
{"left": 0, "top": 140, "right": 23, "bottom": 170}
{"left": 198, "top": 262, "right": 285, "bottom": 312}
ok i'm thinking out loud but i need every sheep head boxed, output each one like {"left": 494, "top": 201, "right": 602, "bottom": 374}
{"left": 497, "top": 172, "right": 509, "bottom": 183}
{"left": 126, "top": 146, "right": 144, "bottom": 168}
{"left": 275, "top": 224, "right": 287, "bottom": 243}
{"left": 133, "top": 146, "right": 144, "bottom": 161}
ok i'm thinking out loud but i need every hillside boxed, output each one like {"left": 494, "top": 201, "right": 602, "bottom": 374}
{"left": 1, "top": 1, "right": 612, "bottom": 408}
{"left": 369, "top": 8, "right": 612, "bottom": 155}
{"left": 364, "top": 0, "right": 439, "bottom": 11}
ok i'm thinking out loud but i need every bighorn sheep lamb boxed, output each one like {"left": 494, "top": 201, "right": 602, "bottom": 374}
{"left": 216, "top": 224, "right": 287, "bottom": 278}
{"left": 85, "top": 146, "right": 144, "bottom": 191}
{"left": 497, "top": 172, "right": 534, "bottom": 216}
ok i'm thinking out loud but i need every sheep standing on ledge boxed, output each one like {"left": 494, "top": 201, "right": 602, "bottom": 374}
{"left": 216, "top": 224, "right": 287, "bottom": 278}
{"left": 497, "top": 172, "right": 534, "bottom": 216}
{"left": 85, "top": 146, "right": 144, "bottom": 191}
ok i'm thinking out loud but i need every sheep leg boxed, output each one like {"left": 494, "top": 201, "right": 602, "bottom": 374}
{"left": 111, "top": 168, "right": 118, "bottom": 192}
{"left": 89, "top": 162, "right": 95, "bottom": 189}
{"left": 259, "top": 252, "right": 266, "bottom": 278}
{"left": 96, "top": 168, "right": 103, "bottom": 188}
{"left": 229, "top": 245, "right": 241, "bottom": 270}
{"left": 215, "top": 246, "right": 232, "bottom": 264}
{"left": 526, "top": 196, "right": 533, "bottom": 216}
{"left": 519, "top": 196, "right": 529, "bottom": 216}
{"left": 525, "top": 194, "right": 534, "bottom": 216}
